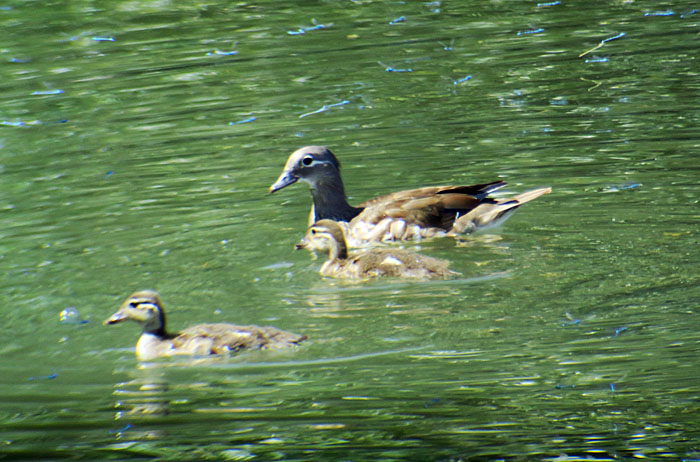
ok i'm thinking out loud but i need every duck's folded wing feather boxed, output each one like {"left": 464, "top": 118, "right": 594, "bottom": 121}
{"left": 176, "top": 323, "right": 306, "bottom": 354}
{"left": 354, "top": 249, "right": 457, "bottom": 279}
{"left": 358, "top": 191, "right": 490, "bottom": 230}
{"left": 358, "top": 181, "right": 506, "bottom": 209}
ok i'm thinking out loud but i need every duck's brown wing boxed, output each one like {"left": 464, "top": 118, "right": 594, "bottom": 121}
{"left": 357, "top": 182, "right": 507, "bottom": 230}
{"left": 354, "top": 249, "right": 458, "bottom": 279}
{"left": 175, "top": 323, "right": 306, "bottom": 355}
{"left": 358, "top": 182, "right": 506, "bottom": 210}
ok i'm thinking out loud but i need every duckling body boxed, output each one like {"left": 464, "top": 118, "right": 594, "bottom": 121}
{"left": 104, "top": 291, "right": 307, "bottom": 360}
{"left": 270, "top": 146, "right": 551, "bottom": 246}
{"left": 296, "top": 220, "right": 459, "bottom": 280}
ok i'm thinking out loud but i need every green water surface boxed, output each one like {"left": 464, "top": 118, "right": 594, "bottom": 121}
{"left": 1, "top": 0, "right": 698, "bottom": 460}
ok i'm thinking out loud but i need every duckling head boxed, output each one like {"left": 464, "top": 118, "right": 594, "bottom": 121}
{"left": 295, "top": 219, "right": 348, "bottom": 260}
{"left": 269, "top": 146, "right": 342, "bottom": 193}
{"left": 104, "top": 290, "right": 167, "bottom": 335}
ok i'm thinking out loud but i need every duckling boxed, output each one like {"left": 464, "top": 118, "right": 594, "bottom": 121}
{"left": 270, "top": 146, "right": 551, "bottom": 246}
{"left": 296, "top": 219, "right": 460, "bottom": 280}
{"left": 104, "top": 290, "right": 307, "bottom": 360}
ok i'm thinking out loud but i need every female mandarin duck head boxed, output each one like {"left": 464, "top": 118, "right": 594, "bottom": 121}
{"left": 269, "top": 146, "right": 342, "bottom": 193}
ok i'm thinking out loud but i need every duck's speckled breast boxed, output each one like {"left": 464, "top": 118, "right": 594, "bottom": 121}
{"left": 345, "top": 219, "right": 447, "bottom": 246}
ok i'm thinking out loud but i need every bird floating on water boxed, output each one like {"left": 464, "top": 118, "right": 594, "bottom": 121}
{"left": 296, "top": 219, "right": 460, "bottom": 280}
{"left": 270, "top": 146, "right": 551, "bottom": 246}
{"left": 104, "top": 290, "right": 307, "bottom": 360}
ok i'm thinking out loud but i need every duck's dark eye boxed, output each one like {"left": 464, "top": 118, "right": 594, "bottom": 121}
{"left": 129, "top": 302, "right": 137, "bottom": 308}
{"left": 311, "top": 229, "right": 317, "bottom": 235}
{"left": 302, "top": 156, "right": 314, "bottom": 166}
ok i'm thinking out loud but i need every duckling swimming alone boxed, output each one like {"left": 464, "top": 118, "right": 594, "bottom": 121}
{"left": 270, "top": 145, "right": 551, "bottom": 245}
{"left": 104, "top": 290, "right": 307, "bottom": 360}
{"left": 296, "top": 219, "right": 460, "bottom": 280}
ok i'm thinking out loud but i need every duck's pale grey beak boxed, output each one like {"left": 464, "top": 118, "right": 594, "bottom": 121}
{"left": 104, "top": 311, "right": 126, "bottom": 325}
{"left": 269, "top": 170, "right": 298, "bottom": 193}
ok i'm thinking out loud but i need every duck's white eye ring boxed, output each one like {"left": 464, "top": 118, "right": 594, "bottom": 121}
{"left": 302, "top": 157, "right": 332, "bottom": 168}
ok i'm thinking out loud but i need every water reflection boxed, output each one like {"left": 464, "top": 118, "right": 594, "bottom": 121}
{"left": 114, "top": 366, "right": 171, "bottom": 420}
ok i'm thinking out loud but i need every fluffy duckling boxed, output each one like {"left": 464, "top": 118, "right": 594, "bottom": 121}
{"left": 296, "top": 219, "right": 460, "bottom": 280}
{"left": 270, "top": 146, "right": 551, "bottom": 246}
{"left": 104, "top": 290, "right": 307, "bottom": 360}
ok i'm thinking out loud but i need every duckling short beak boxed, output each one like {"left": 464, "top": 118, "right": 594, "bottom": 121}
{"left": 295, "top": 239, "right": 318, "bottom": 260}
{"left": 269, "top": 170, "right": 298, "bottom": 193}
{"left": 103, "top": 311, "right": 127, "bottom": 325}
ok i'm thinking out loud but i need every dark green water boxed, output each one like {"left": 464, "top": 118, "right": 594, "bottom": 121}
{"left": 1, "top": 0, "right": 698, "bottom": 460}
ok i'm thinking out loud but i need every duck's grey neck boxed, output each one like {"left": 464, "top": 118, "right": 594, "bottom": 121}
{"left": 142, "top": 313, "right": 171, "bottom": 339}
{"left": 141, "top": 308, "right": 172, "bottom": 338}
{"left": 310, "top": 178, "right": 363, "bottom": 222}
{"left": 144, "top": 325, "right": 170, "bottom": 338}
